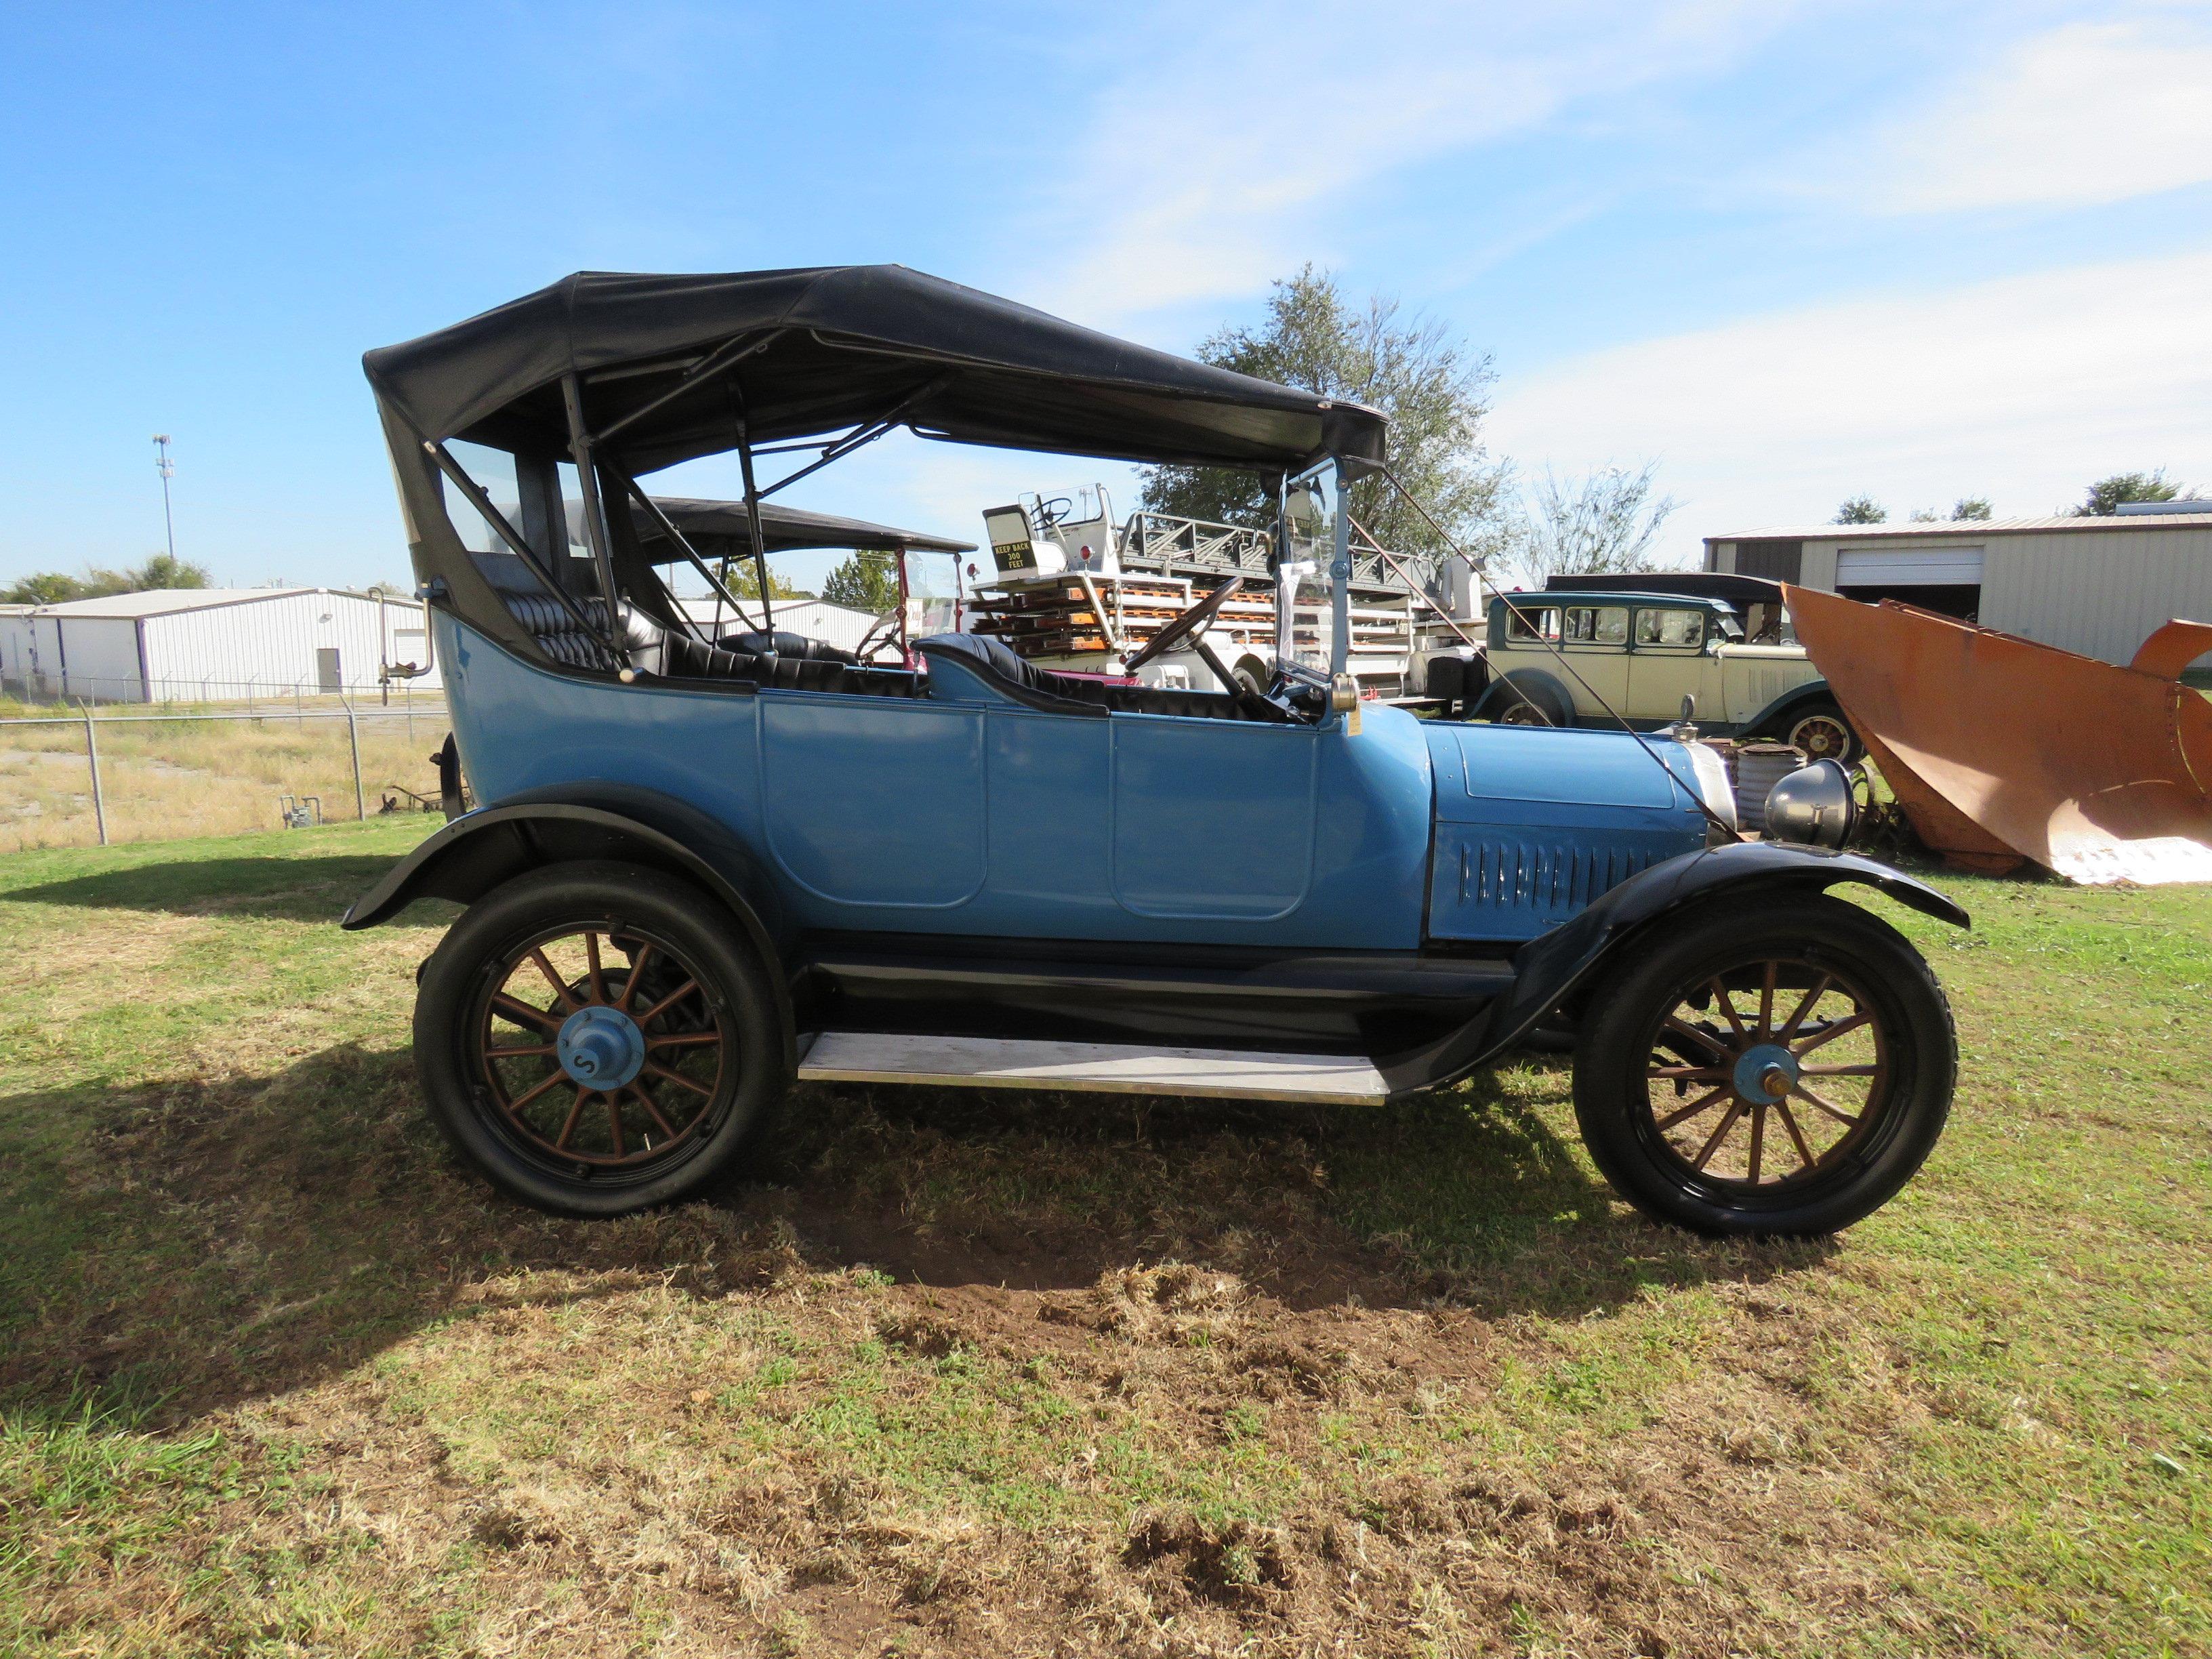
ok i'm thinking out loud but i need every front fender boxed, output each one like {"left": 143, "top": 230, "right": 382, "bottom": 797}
{"left": 1377, "top": 841, "right": 1965, "bottom": 1096}
{"left": 1741, "top": 678, "right": 1836, "bottom": 738}
{"left": 1470, "top": 668, "right": 1573, "bottom": 724}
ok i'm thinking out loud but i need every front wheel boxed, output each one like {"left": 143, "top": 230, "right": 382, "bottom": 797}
{"left": 1572, "top": 895, "right": 1954, "bottom": 1235}
{"left": 1786, "top": 705, "right": 1860, "bottom": 764}
{"left": 413, "top": 862, "right": 790, "bottom": 1217}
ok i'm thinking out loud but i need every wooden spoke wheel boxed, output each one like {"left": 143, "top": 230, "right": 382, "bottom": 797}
{"left": 475, "top": 924, "right": 727, "bottom": 1172}
{"left": 1640, "top": 956, "right": 1887, "bottom": 1191}
{"left": 1572, "top": 895, "right": 1955, "bottom": 1236}
{"left": 413, "top": 863, "right": 789, "bottom": 1217}
{"left": 1787, "top": 709, "right": 1857, "bottom": 764}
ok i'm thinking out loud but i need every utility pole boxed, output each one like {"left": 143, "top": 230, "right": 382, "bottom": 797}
{"left": 152, "top": 434, "right": 177, "bottom": 562}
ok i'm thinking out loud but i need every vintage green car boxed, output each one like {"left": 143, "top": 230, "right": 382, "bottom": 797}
{"left": 1469, "top": 590, "right": 1859, "bottom": 762}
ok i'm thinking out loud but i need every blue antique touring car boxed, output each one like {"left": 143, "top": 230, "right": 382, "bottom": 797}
{"left": 346, "top": 266, "right": 1963, "bottom": 1235}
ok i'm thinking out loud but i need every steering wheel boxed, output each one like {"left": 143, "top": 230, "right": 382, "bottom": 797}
{"left": 1122, "top": 575, "right": 1245, "bottom": 674}
{"left": 1036, "top": 496, "right": 1073, "bottom": 527}
{"left": 853, "top": 607, "right": 904, "bottom": 663}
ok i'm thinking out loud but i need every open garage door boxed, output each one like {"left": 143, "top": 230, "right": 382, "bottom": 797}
{"left": 1834, "top": 545, "right": 1983, "bottom": 621}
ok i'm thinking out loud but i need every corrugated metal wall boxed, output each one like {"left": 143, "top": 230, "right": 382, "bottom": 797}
{"left": 1979, "top": 529, "right": 2212, "bottom": 663}
{"left": 1713, "top": 529, "right": 2212, "bottom": 667}
{"left": 52, "top": 617, "right": 145, "bottom": 698}
{"left": 0, "top": 592, "right": 446, "bottom": 703}
{"left": 140, "top": 592, "right": 443, "bottom": 700}
{"left": 0, "top": 612, "right": 31, "bottom": 687}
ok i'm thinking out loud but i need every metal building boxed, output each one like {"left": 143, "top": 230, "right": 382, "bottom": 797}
{"left": 1705, "top": 506, "right": 2212, "bottom": 674}
{"left": 0, "top": 587, "right": 441, "bottom": 703}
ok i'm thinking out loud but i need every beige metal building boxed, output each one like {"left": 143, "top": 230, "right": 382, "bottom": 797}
{"left": 1704, "top": 508, "right": 2212, "bottom": 674}
{"left": 0, "top": 587, "right": 441, "bottom": 703}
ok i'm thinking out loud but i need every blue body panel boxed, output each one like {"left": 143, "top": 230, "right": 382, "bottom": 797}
{"left": 1422, "top": 724, "right": 1709, "bottom": 942}
{"left": 443, "top": 617, "right": 1435, "bottom": 949}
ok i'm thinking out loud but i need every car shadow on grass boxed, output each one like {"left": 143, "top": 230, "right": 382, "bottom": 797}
{"left": 3, "top": 855, "right": 422, "bottom": 923}
{"left": 0, "top": 1042, "right": 1831, "bottom": 1427}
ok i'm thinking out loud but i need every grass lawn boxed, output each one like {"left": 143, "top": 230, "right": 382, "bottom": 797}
{"left": 0, "top": 818, "right": 2207, "bottom": 1656}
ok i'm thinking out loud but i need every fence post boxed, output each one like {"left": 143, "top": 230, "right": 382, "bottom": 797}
{"left": 344, "top": 695, "right": 366, "bottom": 821}
{"left": 81, "top": 705, "right": 108, "bottom": 846}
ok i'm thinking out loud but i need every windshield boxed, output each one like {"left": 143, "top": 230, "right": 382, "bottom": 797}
{"left": 1279, "top": 460, "right": 1347, "bottom": 677}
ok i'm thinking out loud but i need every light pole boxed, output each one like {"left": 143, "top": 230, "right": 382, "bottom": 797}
{"left": 152, "top": 434, "right": 177, "bottom": 564}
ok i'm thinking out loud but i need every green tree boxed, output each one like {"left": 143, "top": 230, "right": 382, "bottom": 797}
{"left": 2072, "top": 469, "right": 2184, "bottom": 516}
{"left": 722, "top": 560, "right": 809, "bottom": 600}
{"left": 1834, "top": 496, "right": 1887, "bottom": 525}
{"left": 1, "top": 572, "right": 87, "bottom": 602}
{"left": 1512, "top": 462, "right": 1679, "bottom": 585}
{"left": 1, "top": 554, "right": 209, "bottom": 604}
{"left": 1951, "top": 497, "right": 1993, "bottom": 520}
{"left": 821, "top": 551, "right": 899, "bottom": 612}
{"left": 129, "top": 553, "right": 209, "bottom": 590}
{"left": 1137, "top": 265, "right": 1511, "bottom": 565}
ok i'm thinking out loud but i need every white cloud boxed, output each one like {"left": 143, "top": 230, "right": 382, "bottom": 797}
{"left": 1016, "top": 0, "right": 1795, "bottom": 327}
{"left": 1489, "top": 245, "right": 2212, "bottom": 550}
{"left": 1833, "top": 18, "right": 2212, "bottom": 214}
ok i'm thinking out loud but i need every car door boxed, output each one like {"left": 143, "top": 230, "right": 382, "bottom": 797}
{"left": 1557, "top": 603, "right": 1631, "bottom": 719}
{"left": 757, "top": 688, "right": 987, "bottom": 909}
{"left": 1109, "top": 712, "right": 1319, "bottom": 920}
{"left": 1625, "top": 606, "right": 1714, "bottom": 722}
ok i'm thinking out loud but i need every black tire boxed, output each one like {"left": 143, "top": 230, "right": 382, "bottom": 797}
{"left": 1473, "top": 672, "right": 1572, "bottom": 727}
{"left": 413, "top": 861, "right": 790, "bottom": 1217}
{"left": 1572, "top": 894, "right": 1954, "bottom": 1236}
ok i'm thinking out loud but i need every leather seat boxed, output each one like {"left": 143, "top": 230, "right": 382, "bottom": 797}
{"left": 720, "top": 629, "right": 861, "bottom": 666}
{"left": 916, "top": 633, "right": 1286, "bottom": 721}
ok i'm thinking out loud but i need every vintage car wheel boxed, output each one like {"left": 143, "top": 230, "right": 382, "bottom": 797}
{"left": 414, "top": 862, "right": 788, "bottom": 1217}
{"left": 1572, "top": 895, "right": 1954, "bottom": 1236}
{"left": 1786, "top": 705, "right": 1860, "bottom": 764}
{"left": 1472, "top": 672, "right": 1572, "bottom": 727}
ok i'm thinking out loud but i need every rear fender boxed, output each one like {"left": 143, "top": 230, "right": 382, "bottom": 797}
{"left": 1377, "top": 841, "right": 1965, "bottom": 1097}
{"left": 341, "top": 786, "right": 794, "bottom": 1053}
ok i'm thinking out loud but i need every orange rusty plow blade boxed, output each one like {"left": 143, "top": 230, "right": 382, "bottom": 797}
{"left": 1784, "top": 585, "right": 2212, "bottom": 884}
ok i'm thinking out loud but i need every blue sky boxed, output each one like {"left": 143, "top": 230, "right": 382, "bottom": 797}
{"left": 4, "top": 1, "right": 2210, "bottom": 590}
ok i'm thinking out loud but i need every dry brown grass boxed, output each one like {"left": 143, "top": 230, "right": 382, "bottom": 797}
{"left": 0, "top": 710, "right": 447, "bottom": 853}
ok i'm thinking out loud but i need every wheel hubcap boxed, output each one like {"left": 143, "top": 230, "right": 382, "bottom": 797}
{"left": 1732, "top": 1042, "right": 1799, "bottom": 1102}
{"left": 557, "top": 1004, "right": 646, "bottom": 1090}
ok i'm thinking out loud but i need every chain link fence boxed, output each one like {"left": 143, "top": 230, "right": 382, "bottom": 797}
{"left": 0, "top": 694, "right": 452, "bottom": 853}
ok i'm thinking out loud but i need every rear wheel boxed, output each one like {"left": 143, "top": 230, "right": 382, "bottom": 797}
{"left": 414, "top": 862, "right": 789, "bottom": 1216}
{"left": 1572, "top": 895, "right": 1953, "bottom": 1235}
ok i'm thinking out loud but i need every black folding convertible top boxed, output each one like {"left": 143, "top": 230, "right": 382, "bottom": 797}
{"left": 638, "top": 497, "right": 972, "bottom": 556}
{"left": 365, "top": 265, "right": 1387, "bottom": 475}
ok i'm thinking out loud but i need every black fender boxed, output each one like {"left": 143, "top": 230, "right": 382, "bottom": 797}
{"left": 1469, "top": 668, "right": 1573, "bottom": 725}
{"left": 1742, "top": 678, "right": 1843, "bottom": 740}
{"left": 1375, "top": 841, "right": 1967, "bottom": 1097}
{"left": 340, "top": 785, "right": 796, "bottom": 1057}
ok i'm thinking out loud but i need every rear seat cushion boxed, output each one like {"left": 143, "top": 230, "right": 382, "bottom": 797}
{"left": 500, "top": 590, "right": 916, "bottom": 695}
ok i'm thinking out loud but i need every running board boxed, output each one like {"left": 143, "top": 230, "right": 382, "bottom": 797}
{"left": 798, "top": 1031, "right": 1390, "bottom": 1104}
